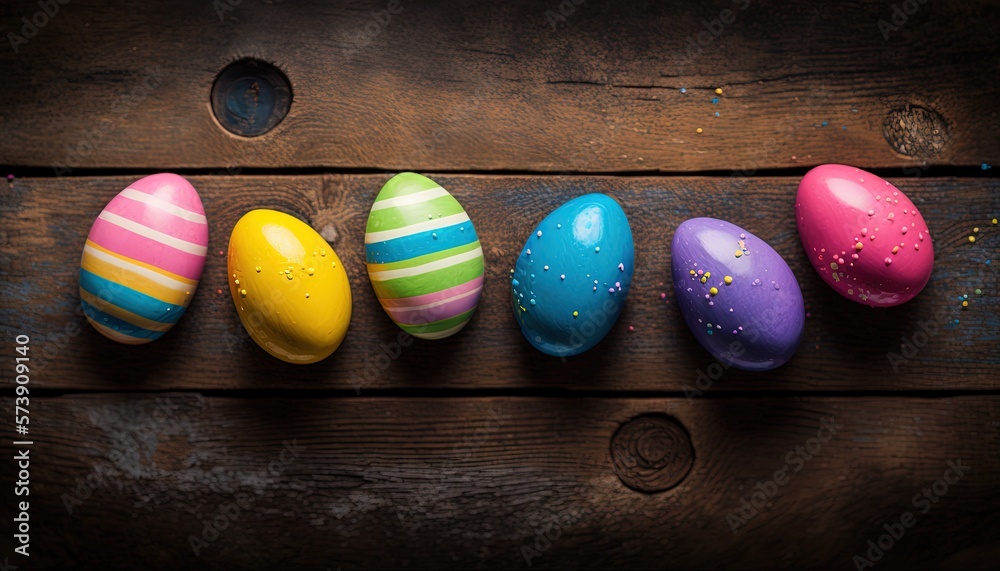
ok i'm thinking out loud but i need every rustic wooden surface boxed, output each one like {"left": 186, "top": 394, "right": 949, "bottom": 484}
{"left": 1, "top": 0, "right": 999, "bottom": 172}
{"left": 1, "top": 395, "right": 998, "bottom": 570}
{"left": 1, "top": 174, "right": 997, "bottom": 391}
{"left": 1, "top": 0, "right": 999, "bottom": 568}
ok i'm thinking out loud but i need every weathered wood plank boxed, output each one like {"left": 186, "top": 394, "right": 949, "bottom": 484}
{"left": 1, "top": 0, "right": 998, "bottom": 171}
{"left": 1, "top": 174, "right": 996, "bottom": 390}
{"left": 2, "top": 395, "right": 997, "bottom": 569}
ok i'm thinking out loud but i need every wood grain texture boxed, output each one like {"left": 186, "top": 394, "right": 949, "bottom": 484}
{"left": 1, "top": 174, "right": 996, "bottom": 391}
{"left": 1, "top": 0, "right": 998, "bottom": 172}
{"left": 1, "top": 395, "right": 997, "bottom": 569}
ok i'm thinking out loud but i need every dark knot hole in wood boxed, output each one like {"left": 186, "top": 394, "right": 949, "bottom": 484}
{"left": 211, "top": 58, "right": 292, "bottom": 137}
{"left": 611, "top": 414, "right": 694, "bottom": 493}
{"left": 882, "top": 105, "right": 949, "bottom": 158}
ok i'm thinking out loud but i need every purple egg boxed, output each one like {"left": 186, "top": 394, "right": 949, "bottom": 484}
{"left": 671, "top": 218, "right": 804, "bottom": 371}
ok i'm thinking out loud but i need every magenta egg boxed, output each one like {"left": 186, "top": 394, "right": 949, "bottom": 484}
{"left": 796, "top": 164, "right": 934, "bottom": 307}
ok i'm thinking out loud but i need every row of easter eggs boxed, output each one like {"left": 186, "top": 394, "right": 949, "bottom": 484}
{"left": 79, "top": 166, "right": 935, "bottom": 370}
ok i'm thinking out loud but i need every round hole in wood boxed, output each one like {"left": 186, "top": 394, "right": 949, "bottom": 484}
{"left": 882, "top": 105, "right": 949, "bottom": 158}
{"left": 611, "top": 414, "right": 694, "bottom": 493}
{"left": 211, "top": 58, "right": 291, "bottom": 137}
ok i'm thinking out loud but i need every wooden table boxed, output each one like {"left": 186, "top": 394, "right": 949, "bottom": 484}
{"left": 1, "top": 0, "right": 998, "bottom": 568}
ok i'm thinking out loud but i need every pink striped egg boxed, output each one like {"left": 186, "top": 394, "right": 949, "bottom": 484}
{"left": 80, "top": 173, "right": 209, "bottom": 343}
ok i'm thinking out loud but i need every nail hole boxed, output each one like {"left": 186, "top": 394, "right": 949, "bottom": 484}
{"left": 211, "top": 58, "right": 292, "bottom": 137}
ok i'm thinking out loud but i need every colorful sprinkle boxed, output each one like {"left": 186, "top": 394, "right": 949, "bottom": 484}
{"left": 714, "top": 88, "right": 723, "bottom": 95}
{"left": 724, "top": 276, "right": 733, "bottom": 285}
{"left": 572, "top": 311, "right": 579, "bottom": 317}
{"left": 696, "top": 128, "right": 703, "bottom": 134}
{"left": 709, "top": 287, "right": 719, "bottom": 296}
{"left": 969, "top": 236, "right": 976, "bottom": 243}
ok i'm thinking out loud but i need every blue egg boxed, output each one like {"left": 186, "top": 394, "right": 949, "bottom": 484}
{"left": 511, "top": 194, "right": 634, "bottom": 357}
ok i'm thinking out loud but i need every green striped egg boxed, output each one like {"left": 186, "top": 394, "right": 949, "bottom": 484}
{"left": 365, "top": 173, "right": 485, "bottom": 339}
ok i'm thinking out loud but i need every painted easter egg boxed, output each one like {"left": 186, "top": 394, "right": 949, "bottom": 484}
{"left": 365, "top": 173, "right": 484, "bottom": 339}
{"left": 228, "top": 209, "right": 352, "bottom": 364}
{"left": 511, "top": 193, "right": 634, "bottom": 357}
{"left": 796, "top": 164, "right": 934, "bottom": 307}
{"left": 671, "top": 218, "right": 804, "bottom": 371}
{"left": 79, "top": 173, "right": 208, "bottom": 344}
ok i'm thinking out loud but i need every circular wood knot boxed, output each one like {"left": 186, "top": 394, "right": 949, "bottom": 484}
{"left": 882, "top": 105, "right": 949, "bottom": 158}
{"left": 611, "top": 415, "right": 693, "bottom": 493}
{"left": 211, "top": 58, "right": 292, "bottom": 137}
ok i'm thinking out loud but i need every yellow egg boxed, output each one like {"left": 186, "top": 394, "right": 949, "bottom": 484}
{"left": 227, "top": 209, "right": 352, "bottom": 364}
